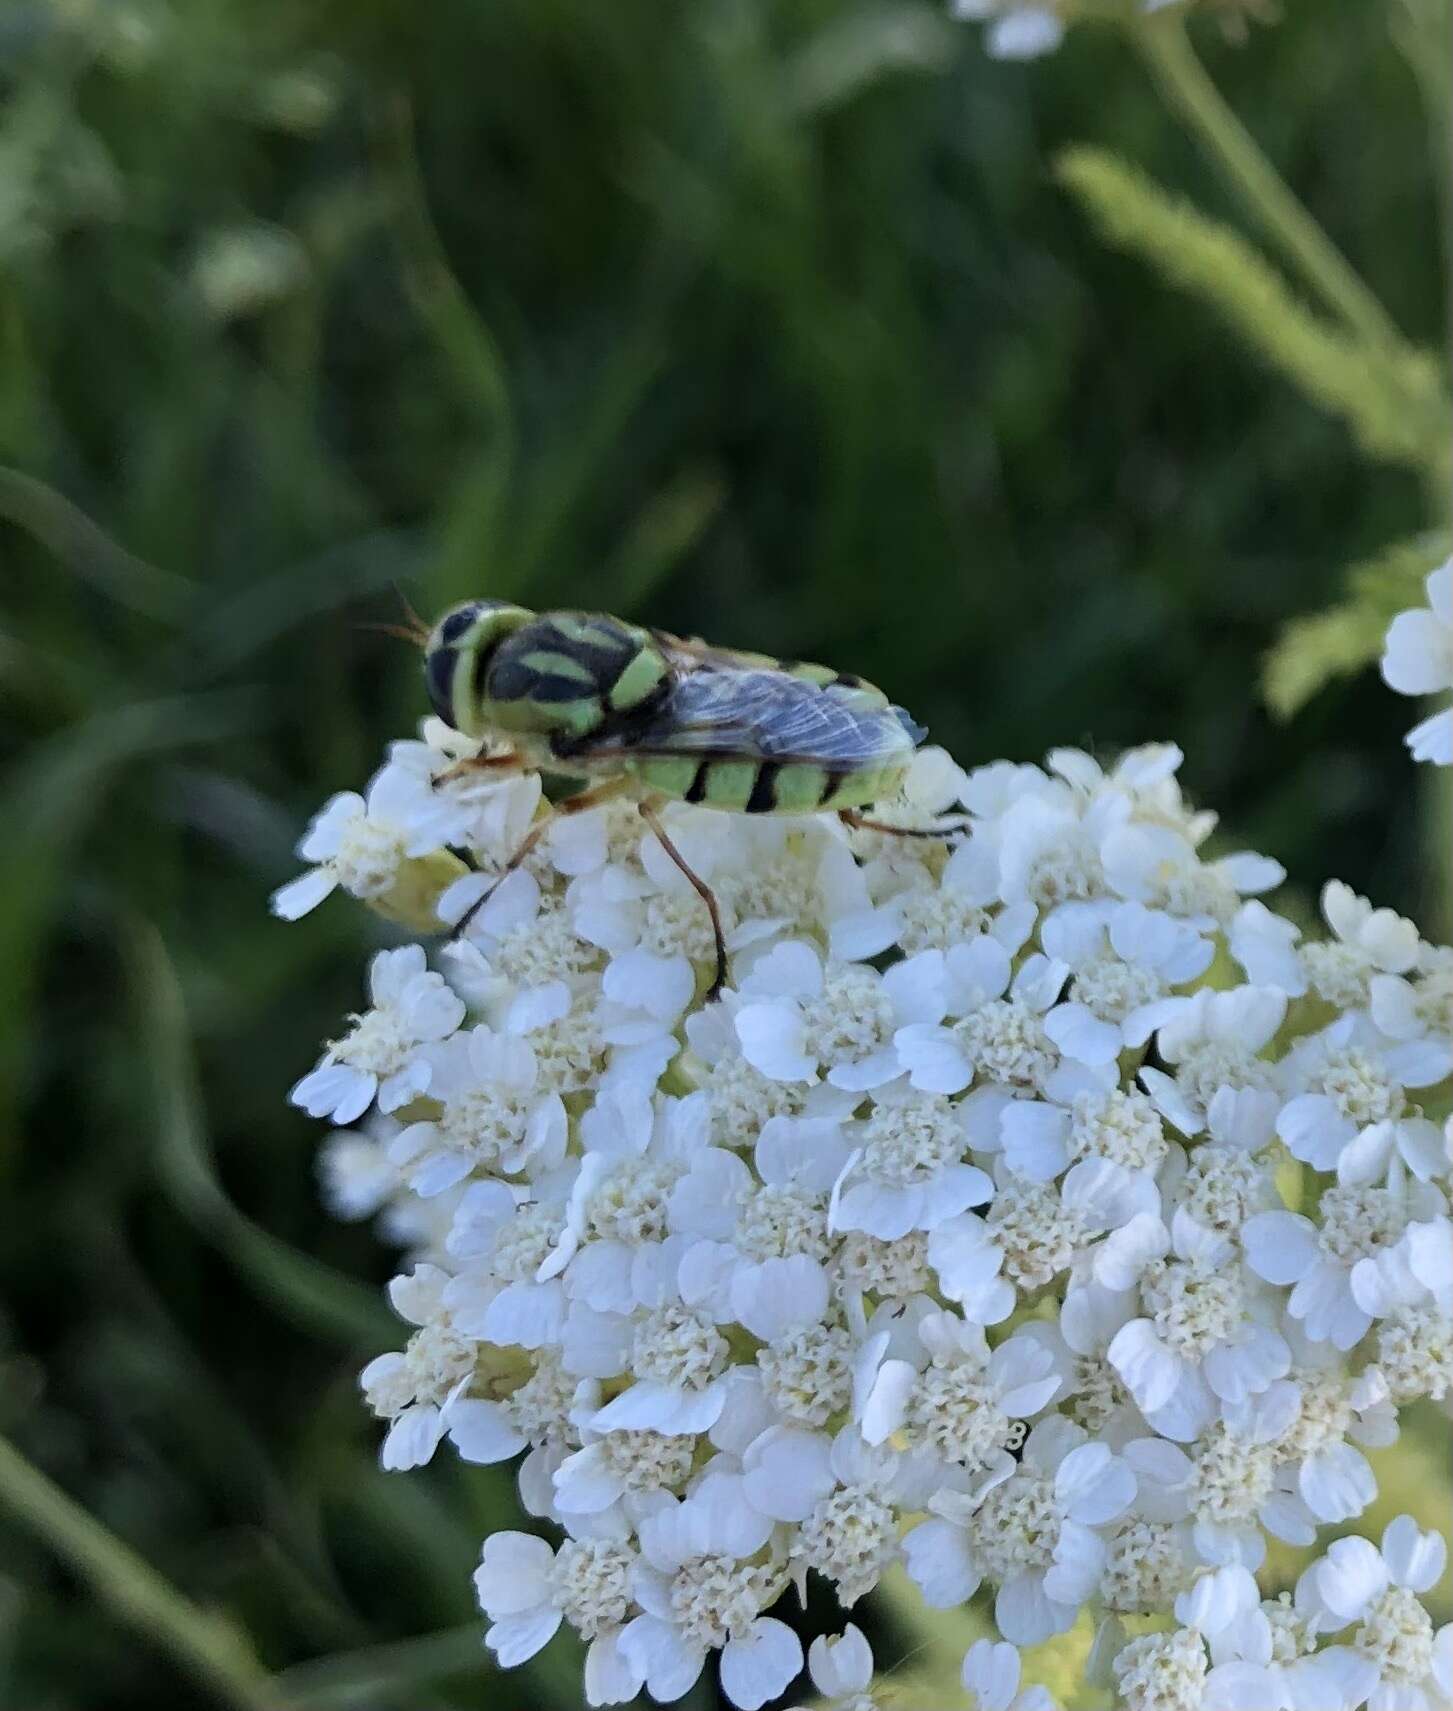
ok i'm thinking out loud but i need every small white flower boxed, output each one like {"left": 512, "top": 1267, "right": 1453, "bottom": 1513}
{"left": 830, "top": 1081, "right": 994, "bottom": 1239}
{"left": 1243, "top": 1191, "right": 1408, "bottom": 1351}
{"left": 271, "top": 764, "right": 424, "bottom": 917}
{"left": 858, "top": 1310, "right": 1062, "bottom": 1476}
{"left": 950, "top": 0, "right": 1065, "bottom": 59}
{"left": 733, "top": 939, "right": 932, "bottom": 1091}
{"left": 358, "top": 1264, "right": 479, "bottom": 1470}
{"left": 290, "top": 945, "right": 465, "bottom": 1124}
{"left": 1107, "top": 1206, "right": 1290, "bottom": 1429}
{"left": 1302, "top": 1517, "right": 1449, "bottom": 1711}
{"left": 1381, "top": 559, "right": 1453, "bottom": 766}
{"left": 894, "top": 949, "right": 1069, "bottom": 1096}
{"left": 1041, "top": 900, "right": 1213, "bottom": 1068}
{"left": 475, "top": 1526, "right": 642, "bottom": 1701}
{"left": 1137, "top": 985, "right": 1286, "bottom": 1137}
{"left": 620, "top": 1472, "right": 801, "bottom": 1709}
{"left": 908, "top": 1416, "right": 1135, "bottom": 1645}
{"left": 389, "top": 1021, "right": 564, "bottom": 1196}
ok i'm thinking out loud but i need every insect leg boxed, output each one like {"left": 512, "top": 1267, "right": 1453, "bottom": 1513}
{"left": 638, "top": 799, "right": 728, "bottom": 1000}
{"left": 837, "top": 808, "right": 970, "bottom": 840}
{"left": 448, "top": 776, "right": 631, "bottom": 939}
{"left": 433, "top": 751, "right": 527, "bottom": 788}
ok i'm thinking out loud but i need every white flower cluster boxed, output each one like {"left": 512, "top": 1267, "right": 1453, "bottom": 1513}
{"left": 277, "top": 723, "right": 1453, "bottom": 1710}
{"left": 1382, "top": 560, "right": 1453, "bottom": 768}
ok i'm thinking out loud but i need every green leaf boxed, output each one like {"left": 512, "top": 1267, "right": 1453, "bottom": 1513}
{"left": 1056, "top": 148, "right": 1453, "bottom": 479}
{"left": 122, "top": 916, "right": 396, "bottom": 1350}
{"left": 0, "top": 690, "right": 265, "bottom": 1153}
{"left": 0, "top": 466, "right": 194, "bottom": 622}
{"left": 1262, "top": 533, "right": 1449, "bottom": 718}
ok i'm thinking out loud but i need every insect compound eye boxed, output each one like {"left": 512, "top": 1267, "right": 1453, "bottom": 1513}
{"left": 423, "top": 644, "right": 458, "bottom": 726}
{"left": 437, "top": 603, "right": 481, "bottom": 647}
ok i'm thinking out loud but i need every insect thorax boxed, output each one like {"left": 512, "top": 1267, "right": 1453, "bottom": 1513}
{"left": 479, "top": 613, "right": 668, "bottom": 741}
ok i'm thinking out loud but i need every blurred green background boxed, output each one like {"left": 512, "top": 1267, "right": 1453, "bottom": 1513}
{"left": 1, "top": 0, "right": 1449, "bottom": 1706}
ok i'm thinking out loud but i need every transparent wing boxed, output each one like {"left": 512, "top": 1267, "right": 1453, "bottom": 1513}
{"left": 594, "top": 667, "right": 914, "bottom": 765}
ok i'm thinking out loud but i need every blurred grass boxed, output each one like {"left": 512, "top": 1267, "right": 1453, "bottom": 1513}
{"left": 0, "top": 0, "right": 1448, "bottom": 1706}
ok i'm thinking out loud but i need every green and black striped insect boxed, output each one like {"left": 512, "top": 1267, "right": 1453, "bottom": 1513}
{"left": 420, "top": 598, "right": 943, "bottom": 994}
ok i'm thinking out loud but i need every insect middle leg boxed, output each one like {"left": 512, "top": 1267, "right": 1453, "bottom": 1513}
{"left": 638, "top": 799, "right": 728, "bottom": 1000}
{"left": 449, "top": 776, "right": 633, "bottom": 940}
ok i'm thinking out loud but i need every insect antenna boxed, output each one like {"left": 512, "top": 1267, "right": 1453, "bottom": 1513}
{"left": 357, "top": 586, "right": 431, "bottom": 648}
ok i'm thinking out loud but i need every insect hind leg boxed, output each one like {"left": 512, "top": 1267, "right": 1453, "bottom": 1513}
{"left": 837, "top": 808, "right": 970, "bottom": 841}
{"left": 639, "top": 799, "right": 728, "bottom": 1001}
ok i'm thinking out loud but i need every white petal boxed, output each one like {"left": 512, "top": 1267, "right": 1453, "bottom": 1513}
{"left": 1382, "top": 1513, "right": 1447, "bottom": 1593}
{"left": 584, "top": 1630, "right": 644, "bottom": 1706}
{"left": 719, "top": 1619, "right": 802, "bottom": 1711}
{"left": 902, "top": 1518, "right": 981, "bottom": 1607}
{"left": 1408, "top": 705, "right": 1453, "bottom": 765}
{"left": 894, "top": 1024, "right": 973, "bottom": 1094}
{"left": 742, "top": 1427, "right": 835, "bottom": 1523}
{"left": 1108, "top": 1320, "right": 1181, "bottom": 1413}
{"left": 270, "top": 866, "right": 337, "bottom": 919}
{"left": 1242, "top": 1211, "right": 1319, "bottom": 1285}
{"left": 731, "top": 1255, "right": 829, "bottom": 1342}
{"left": 808, "top": 1626, "right": 873, "bottom": 1697}
{"left": 591, "top": 1381, "right": 726, "bottom": 1436}
{"left": 735, "top": 1001, "right": 816, "bottom": 1082}
{"left": 1056, "top": 1443, "right": 1136, "bottom": 1525}
{"left": 995, "top": 1570, "right": 1073, "bottom": 1646}
{"left": 1203, "top": 1661, "right": 1282, "bottom": 1711}
{"left": 961, "top": 1637, "right": 1020, "bottom": 1711}
{"left": 619, "top": 1614, "right": 705, "bottom": 1704}
{"left": 1045, "top": 1002, "right": 1122, "bottom": 1067}
{"left": 999, "top": 1100, "right": 1070, "bottom": 1182}
{"left": 986, "top": 6, "right": 1065, "bottom": 58}
{"left": 380, "top": 1405, "right": 443, "bottom": 1470}
{"left": 1317, "top": 1534, "right": 1390, "bottom": 1620}
{"left": 446, "top": 1399, "right": 528, "bottom": 1465}
{"left": 474, "top": 1530, "right": 556, "bottom": 1616}
{"left": 485, "top": 1607, "right": 563, "bottom": 1668}
{"left": 1175, "top": 1564, "right": 1258, "bottom": 1637}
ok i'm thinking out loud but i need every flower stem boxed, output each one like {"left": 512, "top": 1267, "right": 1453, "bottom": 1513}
{"left": 1130, "top": 13, "right": 1404, "bottom": 350}
{"left": 0, "top": 1433, "right": 281, "bottom": 1711}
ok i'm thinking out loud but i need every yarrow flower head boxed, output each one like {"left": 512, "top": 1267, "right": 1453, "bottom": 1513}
{"left": 278, "top": 727, "right": 1453, "bottom": 1707}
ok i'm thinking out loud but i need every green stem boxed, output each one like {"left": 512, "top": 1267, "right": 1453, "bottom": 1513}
{"left": 0, "top": 1434, "right": 281, "bottom": 1711}
{"left": 1130, "top": 14, "right": 1404, "bottom": 350}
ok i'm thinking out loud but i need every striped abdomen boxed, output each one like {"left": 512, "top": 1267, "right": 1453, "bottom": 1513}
{"left": 624, "top": 753, "right": 912, "bottom": 813}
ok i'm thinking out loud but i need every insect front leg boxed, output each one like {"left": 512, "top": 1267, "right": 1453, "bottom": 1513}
{"left": 448, "top": 776, "right": 633, "bottom": 940}
{"left": 433, "top": 750, "right": 527, "bottom": 788}
{"left": 638, "top": 799, "right": 728, "bottom": 1001}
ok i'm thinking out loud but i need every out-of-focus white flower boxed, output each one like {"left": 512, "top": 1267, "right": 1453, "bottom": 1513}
{"left": 1381, "top": 560, "right": 1453, "bottom": 766}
